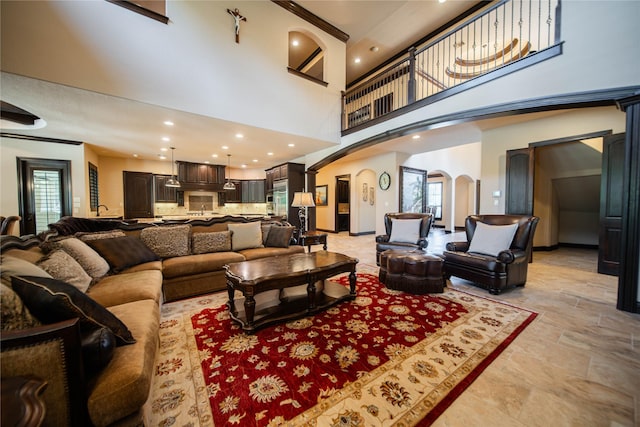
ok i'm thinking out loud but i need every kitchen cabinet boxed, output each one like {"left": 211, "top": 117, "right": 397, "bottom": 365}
{"left": 265, "top": 169, "right": 274, "bottom": 192}
{"left": 177, "top": 161, "right": 225, "bottom": 185}
{"left": 241, "top": 180, "right": 266, "bottom": 203}
{"left": 265, "top": 162, "right": 305, "bottom": 229}
{"left": 153, "top": 174, "right": 177, "bottom": 203}
{"left": 223, "top": 180, "right": 243, "bottom": 203}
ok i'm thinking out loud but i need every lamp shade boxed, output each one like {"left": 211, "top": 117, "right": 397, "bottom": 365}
{"left": 291, "top": 192, "right": 315, "bottom": 207}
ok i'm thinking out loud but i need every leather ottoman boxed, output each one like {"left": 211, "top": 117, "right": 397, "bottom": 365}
{"left": 378, "top": 249, "right": 445, "bottom": 294}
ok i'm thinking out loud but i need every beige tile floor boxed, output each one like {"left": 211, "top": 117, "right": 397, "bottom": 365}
{"left": 318, "top": 229, "right": 640, "bottom": 427}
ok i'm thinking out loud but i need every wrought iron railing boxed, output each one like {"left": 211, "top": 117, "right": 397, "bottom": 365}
{"left": 342, "top": 0, "right": 561, "bottom": 131}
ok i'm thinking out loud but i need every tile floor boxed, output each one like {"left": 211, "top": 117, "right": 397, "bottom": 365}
{"left": 317, "top": 229, "right": 639, "bottom": 427}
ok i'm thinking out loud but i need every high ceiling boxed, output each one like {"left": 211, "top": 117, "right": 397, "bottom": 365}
{"left": 1, "top": 0, "right": 563, "bottom": 171}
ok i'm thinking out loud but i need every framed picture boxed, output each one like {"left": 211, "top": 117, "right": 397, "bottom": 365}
{"left": 362, "top": 183, "right": 368, "bottom": 201}
{"left": 369, "top": 186, "right": 375, "bottom": 205}
{"left": 399, "top": 166, "right": 427, "bottom": 213}
{"left": 315, "top": 185, "right": 328, "bottom": 206}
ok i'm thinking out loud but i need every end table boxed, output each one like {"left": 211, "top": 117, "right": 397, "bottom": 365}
{"left": 298, "top": 230, "right": 328, "bottom": 252}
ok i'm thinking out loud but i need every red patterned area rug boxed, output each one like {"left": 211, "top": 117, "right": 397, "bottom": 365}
{"left": 144, "top": 273, "right": 537, "bottom": 426}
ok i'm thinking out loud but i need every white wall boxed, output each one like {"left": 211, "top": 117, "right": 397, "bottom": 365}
{"left": 0, "top": 1, "right": 346, "bottom": 144}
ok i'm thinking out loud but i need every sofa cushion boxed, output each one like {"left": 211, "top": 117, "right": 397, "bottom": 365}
{"left": 56, "top": 237, "right": 110, "bottom": 280}
{"left": 227, "top": 222, "right": 263, "bottom": 250}
{"left": 11, "top": 276, "right": 136, "bottom": 346}
{"left": 192, "top": 230, "right": 232, "bottom": 254}
{"left": 468, "top": 222, "right": 518, "bottom": 257}
{"left": 88, "top": 299, "right": 159, "bottom": 427}
{"left": 86, "top": 236, "right": 159, "bottom": 273}
{"left": 0, "top": 282, "right": 42, "bottom": 330}
{"left": 37, "top": 249, "right": 92, "bottom": 292}
{"left": 0, "top": 255, "right": 52, "bottom": 287}
{"left": 76, "top": 230, "right": 127, "bottom": 241}
{"left": 87, "top": 270, "right": 163, "bottom": 307}
{"left": 162, "top": 252, "right": 245, "bottom": 279}
{"left": 265, "top": 225, "right": 294, "bottom": 248}
{"left": 389, "top": 218, "right": 422, "bottom": 243}
{"left": 140, "top": 225, "right": 191, "bottom": 258}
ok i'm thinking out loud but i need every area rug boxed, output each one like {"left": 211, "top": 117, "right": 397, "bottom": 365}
{"left": 144, "top": 273, "right": 537, "bottom": 426}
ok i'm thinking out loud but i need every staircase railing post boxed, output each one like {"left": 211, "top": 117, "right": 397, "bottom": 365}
{"left": 408, "top": 46, "right": 416, "bottom": 105}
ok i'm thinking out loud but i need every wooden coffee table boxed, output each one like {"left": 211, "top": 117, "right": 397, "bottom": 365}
{"left": 224, "top": 251, "right": 358, "bottom": 333}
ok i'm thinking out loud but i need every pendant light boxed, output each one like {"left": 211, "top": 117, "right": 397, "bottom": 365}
{"left": 165, "top": 147, "right": 181, "bottom": 188}
{"left": 223, "top": 154, "right": 236, "bottom": 190}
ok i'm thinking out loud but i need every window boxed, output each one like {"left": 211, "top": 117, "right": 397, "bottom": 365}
{"left": 427, "top": 182, "right": 443, "bottom": 220}
{"left": 89, "top": 162, "right": 99, "bottom": 212}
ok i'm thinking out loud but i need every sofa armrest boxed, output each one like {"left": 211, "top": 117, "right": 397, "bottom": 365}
{"left": 1, "top": 319, "right": 90, "bottom": 426}
{"left": 375, "top": 235, "right": 390, "bottom": 243}
{"left": 446, "top": 241, "right": 469, "bottom": 252}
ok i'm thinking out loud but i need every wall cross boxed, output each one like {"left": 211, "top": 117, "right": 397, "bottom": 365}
{"left": 227, "top": 8, "right": 246, "bottom": 44}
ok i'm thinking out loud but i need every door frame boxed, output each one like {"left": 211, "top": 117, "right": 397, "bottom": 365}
{"left": 17, "top": 157, "right": 72, "bottom": 235}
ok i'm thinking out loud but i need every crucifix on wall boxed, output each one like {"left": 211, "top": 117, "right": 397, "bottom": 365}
{"left": 227, "top": 8, "right": 246, "bottom": 43}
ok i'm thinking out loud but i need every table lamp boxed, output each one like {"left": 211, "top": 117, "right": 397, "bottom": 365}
{"left": 291, "top": 192, "right": 315, "bottom": 235}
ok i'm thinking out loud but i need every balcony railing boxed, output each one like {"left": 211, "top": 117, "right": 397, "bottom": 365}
{"left": 342, "top": 0, "right": 561, "bottom": 132}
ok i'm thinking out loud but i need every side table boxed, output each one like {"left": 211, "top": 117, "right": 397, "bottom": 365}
{"left": 298, "top": 230, "right": 328, "bottom": 252}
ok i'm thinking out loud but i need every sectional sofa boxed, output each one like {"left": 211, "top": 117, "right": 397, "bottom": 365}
{"left": 0, "top": 215, "right": 304, "bottom": 426}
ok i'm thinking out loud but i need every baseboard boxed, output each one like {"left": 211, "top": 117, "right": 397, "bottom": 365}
{"left": 533, "top": 245, "right": 559, "bottom": 252}
{"left": 454, "top": 226, "right": 465, "bottom": 231}
{"left": 316, "top": 228, "right": 338, "bottom": 234}
{"left": 349, "top": 231, "right": 375, "bottom": 236}
{"left": 534, "top": 243, "right": 598, "bottom": 251}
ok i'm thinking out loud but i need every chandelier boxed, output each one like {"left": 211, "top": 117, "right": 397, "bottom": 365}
{"left": 165, "top": 147, "right": 181, "bottom": 188}
{"left": 223, "top": 154, "right": 236, "bottom": 190}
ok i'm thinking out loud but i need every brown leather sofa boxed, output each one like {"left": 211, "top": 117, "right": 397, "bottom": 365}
{"left": 375, "top": 212, "right": 434, "bottom": 265}
{"left": 442, "top": 214, "right": 539, "bottom": 295}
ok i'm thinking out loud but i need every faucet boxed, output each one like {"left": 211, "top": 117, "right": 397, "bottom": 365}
{"left": 97, "top": 204, "right": 109, "bottom": 217}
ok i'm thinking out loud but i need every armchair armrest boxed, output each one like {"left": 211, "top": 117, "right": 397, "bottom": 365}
{"left": 375, "top": 235, "right": 390, "bottom": 243}
{"left": 1, "top": 319, "right": 90, "bottom": 426}
{"left": 498, "top": 249, "right": 527, "bottom": 264}
{"left": 446, "top": 241, "right": 469, "bottom": 252}
{"left": 417, "top": 237, "right": 428, "bottom": 249}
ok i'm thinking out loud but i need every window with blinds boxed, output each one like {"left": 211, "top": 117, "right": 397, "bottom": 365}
{"left": 33, "top": 170, "right": 62, "bottom": 233}
{"left": 89, "top": 162, "right": 99, "bottom": 212}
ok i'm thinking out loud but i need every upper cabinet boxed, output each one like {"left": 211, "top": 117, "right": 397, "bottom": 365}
{"left": 176, "top": 161, "right": 225, "bottom": 185}
{"left": 154, "top": 174, "right": 177, "bottom": 202}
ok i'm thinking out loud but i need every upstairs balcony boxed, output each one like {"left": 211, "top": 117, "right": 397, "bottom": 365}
{"left": 342, "top": 0, "right": 562, "bottom": 134}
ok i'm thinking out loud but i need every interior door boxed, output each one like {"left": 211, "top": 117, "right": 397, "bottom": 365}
{"left": 123, "top": 171, "right": 153, "bottom": 219}
{"left": 17, "top": 158, "right": 72, "bottom": 235}
{"left": 505, "top": 147, "right": 534, "bottom": 215}
{"left": 598, "top": 133, "right": 625, "bottom": 276}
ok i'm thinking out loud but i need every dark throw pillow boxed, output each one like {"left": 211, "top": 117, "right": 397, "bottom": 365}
{"left": 85, "top": 236, "right": 159, "bottom": 273}
{"left": 11, "top": 275, "right": 136, "bottom": 346}
{"left": 81, "top": 327, "right": 116, "bottom": 375}
{"left": 265, "top": 226, "right": 295, "bottom": 248}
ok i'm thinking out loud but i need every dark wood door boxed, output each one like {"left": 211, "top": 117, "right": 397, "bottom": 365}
{"left": 598, "top": 133, "right": 625, "bottom": 276}
{"left": 505, "top": 147, "right": 534, "bottom": 215}
{"left": 124, "top": 171, "right": 153, "bottom": 219}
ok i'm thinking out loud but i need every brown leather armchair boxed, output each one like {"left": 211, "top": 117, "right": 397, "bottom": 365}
{"left": 442, "top": 214, "right": 539, "bottom": 295}
{"left": 375, "top": 212, "right": 434, "bottom": 265}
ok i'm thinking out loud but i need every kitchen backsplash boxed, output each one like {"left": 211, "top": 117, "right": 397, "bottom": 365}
{"left": 155, "top": 191, "right": 267, "bottom": 217}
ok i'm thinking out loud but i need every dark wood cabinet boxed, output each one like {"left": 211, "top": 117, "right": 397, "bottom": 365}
{"left": 177, "top": 161, "right": 225, "bottom": 185}
{"left": 153, "top": 174, "right": 177, "bottom": 202}
{"left": 265, "top": 169, "right": 274, "bottom": 192}
{"left": 265, "top": 162, "right": 305, "bottom": 229}
{"left": 224, "top": 180, "right": 243, "bottom": 202}
{"left": 241, "top": 180, "right": 266, "bottom": 203}
{"left": 123, "top": 171, "right": 153, "bottom": 219}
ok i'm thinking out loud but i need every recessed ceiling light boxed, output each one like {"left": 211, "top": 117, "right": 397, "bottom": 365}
{"left": 163, "top": 121, "right": 174, "bottom": 126}
{"left": 292, "top": 39, "right": 299, "bottom": 47}
{"left": 158, "top": 154, "right": 167, "bottom": 160}
{"left": 288, "top": 143, "right": 295, "bottom": 147}
{"left": 252, "top": 159, "right": 258, "bottom": 162}
{"left": 354, "top": 57, "right": 361, "bottom": 64}
{"left": 162, "top": 137, "right": 170, "bottom": 142}
{"left": 241, "top": 164, "right": 247, "bottom": 168}
{"left": 370, "top": 46, "right": 379, "bottom": 52}
{"left": 267, "top": 152, "right": 274, "bottom": 156}
{"left": 133, "top": 153, "right": 139, "bottom": 158}
{"left": 412, "top": 135, "right": 421, "bottom": 140}
{"left": 439, "top": 0, "right": 446, "bottom": 3}
{"left": 222, "top": 145, "right": 229, "bottom": 150}
{"left": 212, "top": 154, "right": 218, "bottom": 158}
{"left": 160, "top": 147, "right": 168, "bottom": 151}
{"left": 204, "top": 161, "right": 210, "bottom": 164}
{"left": 235, "top": 133, "right": 244, "bottom": 139}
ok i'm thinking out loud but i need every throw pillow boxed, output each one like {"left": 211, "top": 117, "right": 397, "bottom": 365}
{"left": 75, "top": 230, "right": 126, "bottom": 241}
{"left": 11, "top": 275, "right": 136, "bottom": 345}
{"left": 0, "top": 282, "right": 42, "bottom": 330}
{"left": 261, "top": 225, "right": 272, "bottom": 246}
{"left": 468, "top": 222, "right": 519, "bottom": 257}
{"left": 265, "top": 225, "right": 294, "bottom": 248}
{"left": 140, "top": 225, "right": 191, "bottom": 258}
{"left": 81, "top": 327, "right": 116, "bottom": 375}
{"left": 86, "top": 236, "right": 159, "bottom": 273}
{"left": 37, "top": 249, "right": 92, "bottom": 293}
{"left": 388, "top": 218, "right": 422, "bottom": 243}
{"left": 0, "top": 255, "right": 52, "bottom": 287}
{"left": 192, "top": 231, "right": 232, "bottom": 254}
{"left": 227, "top": 222, "right": 263, "bottom": 250}
{"left": 57, "top": 237, "right": 110, "bottom": 280}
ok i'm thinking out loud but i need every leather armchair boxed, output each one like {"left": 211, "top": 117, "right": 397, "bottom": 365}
{"left": 442, "top": 214, "right": 539, "bottom": 294}
{"left": 375, "top": 212, "right": 434, "bottom": 265}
